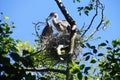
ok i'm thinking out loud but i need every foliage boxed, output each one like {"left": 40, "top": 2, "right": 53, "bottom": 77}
{"left": 98, "top": 38, "right": 120, "bottom": 80}
{"left": 0, "top": 13, "right": 36, "bottom": 80}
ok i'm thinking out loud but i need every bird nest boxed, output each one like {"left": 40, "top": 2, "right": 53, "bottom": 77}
{"left": 40, "top": 33, "right": 81, "bottom": 62}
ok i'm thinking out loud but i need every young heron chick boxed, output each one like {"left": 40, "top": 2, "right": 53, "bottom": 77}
{"left": 41, "top": 18, "right": 53, "bottom": 38}
{"left": 47, "top": 12, "right": 71, "bottom": 34}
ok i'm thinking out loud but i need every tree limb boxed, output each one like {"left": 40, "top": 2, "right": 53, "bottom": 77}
{"left": 24, "top": 50, "right": 42, "bottom": 58}
{"left": 85, "top": 0, "right": 104, "bottom": 41}
{"left": 81, "top": 1, "right": 98, "bottom": 38}
{"left": 25, "top": 68, "right": 66, "bottom": 74}
{"left": 54, "top": 0, "right": 77, "bottom": 80}
{"left": 55, "top": 0, "right": 75, "bottom": 26}
{"left": 55, "top": 0, "right": 77, "bottom": 55}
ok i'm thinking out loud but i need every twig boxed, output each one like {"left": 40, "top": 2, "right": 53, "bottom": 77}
{"left": 80, "top": 22, "right": 85, "bottom": 31}
{"left": 34, "top": 22, "right": 45, "bottom": 39}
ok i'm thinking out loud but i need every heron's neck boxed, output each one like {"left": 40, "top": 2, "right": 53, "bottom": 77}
{"left": 46, "top": 21, "right": 50, "bottom": 26}
{"left": 52, "top": 17, "right": 58, "bottom": 25}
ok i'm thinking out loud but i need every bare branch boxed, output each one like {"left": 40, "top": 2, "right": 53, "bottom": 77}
{"left": 81, "top": 1, "right": 98, "bottom": 38}
{"left": 80, "top": 22, "right": 85, "bottom": 31}
{"left": 33, "top": 22, "right": 44, "bottom": 39}
{"left": 85, "top": 1, "right": 105, "bottom": 41}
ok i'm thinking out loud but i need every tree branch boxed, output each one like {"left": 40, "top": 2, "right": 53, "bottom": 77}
{"left": 33, "top": 22, "right": 43, "bottom": 39}
{"left": 25, "top": 68, "right": 66, "bottom": 74}
{"left": 55, "top": 0, "right": 77, "bottom": 55}
{"left": 55, "top": 0, "right": 75, "bottom": 26}
{"left": 24, "top": 50, "right": 42, "bottom": 58}
{"left": 81, "top": 1, "right": 98, "bottom": 38}
{"left": 85, "top": 1, "right": 104, "bottom": 41}
{"left": 54, "top": 0, "right": 77, "bottom": 79}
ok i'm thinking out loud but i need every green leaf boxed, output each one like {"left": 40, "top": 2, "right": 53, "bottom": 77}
{"left": 78, "top": 7, "right": 83, "bottom": 11}
{"left": 84, "top": 10, "right": 89, "bottom": 16}
{"left": 83, "top": 52, "right": 92, "bottom": 56}
{"left": 117, "top": 38, "right": 120, "bottom": 44}
{"left": 4, "top": 16, "right": 9, "bottom": 20}
{"left": 106, "top": 40, "right": 109, "bottom": 43}
{"left": 86, "top": 43, "right": 91, "bottom": 48}
{"left": 75, "top": 61, "right": 80, "bottom": 64}
{"left": 77, "top": 72, "right": 82, "bottom": 80}
{"left": 97, "top": 53, "right": 104, "bottom": 56}
{"left": 112, "top": 40, "right": 117, "bottom": 47}
{"left": 12, "top": 26, "right": 16, "bottom": 28}
{"left": 90, "top": 46, "right": 95, "bottom": 49}
{"left": 106, "top": 47, "right": 112, "bottom": 50}
{"left": 98, "top": 43, "right": 107, "bottom": 47}
{"left": 93, "top": 49, "right": 97, "bottom": 53}
{"left": 79, "top": 43, "right": 85, "bottom": 48}
{"left": 77, "top": 0, "right": 80, "bottom": 3}
{"left": 70, "top": 66, "right": 80, "bottom": 74}
{"left": 84, "top": 66, "right": 91, "bottom": 74}
{"left": 80, "top": 64, "right": 85, "bottom": 70}
{"left": 58, "top": 65, "right": 65, "bottom": 69}
{"left": 16, "top": 39, "right": 22, "bottom": 43}
{"left": 105, "top": 20, "right": 110, "bottom": 25}
{"left": 23, "top": 50, "right": 29, "bottom": 56}
{"left": 85, "top": 6, "right": 92, "bottom": 10}
{"left": 85, "top": 56, "right": 90, "bottom": 61}
{"left": 90, "top": 59, "right": 96, "bottom": 63}
{"left": 10, "top": 52, "right": 21, "bottom": 62}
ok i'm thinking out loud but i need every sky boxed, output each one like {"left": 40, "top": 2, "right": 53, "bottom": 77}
{"left": 0, "top": 0, "right": 120, "bottom": 45}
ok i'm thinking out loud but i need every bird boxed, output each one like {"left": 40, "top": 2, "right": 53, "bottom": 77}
{"left": 46, "top": 12, "right": 71, "bottom": 34}
{"left": 41, "top": 18, "right": 53, "bottom": 39}
{"left": 57, "top": 44, "right": 69, "bottom": 60}
{"left": 40, "top": 18, "right": 53, "bottom": 50}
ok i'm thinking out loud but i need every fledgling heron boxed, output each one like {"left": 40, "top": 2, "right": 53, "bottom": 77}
{"left": 41, "top": 18, "right": 53, "bottom": 38}
{"left": 47, "top": 12, "right": 71, "bottom": 34}
{"left": 40, "top": 18, "right": 53, "bottom": 50}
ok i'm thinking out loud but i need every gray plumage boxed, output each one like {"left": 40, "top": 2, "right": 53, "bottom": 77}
{"left": 47, "top": 12, "right": 71, "bottom": 34}
{"left": 41, "top": 18, "right": 53, "bottom": 37}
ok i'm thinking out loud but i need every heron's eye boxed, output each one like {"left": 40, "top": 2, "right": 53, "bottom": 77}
{"left": 54, "top": 15, "right": 57, "bottom": 18}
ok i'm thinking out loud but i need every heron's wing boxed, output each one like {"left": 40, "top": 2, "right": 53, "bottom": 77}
{"left": 58, "top": 20, "right": 70, "bottom": 28}
{"left": 41, "top": 24, "right": 53, "bottom": 37}
{"left": 58, "top": 20, "right": 71, "bottom": 33}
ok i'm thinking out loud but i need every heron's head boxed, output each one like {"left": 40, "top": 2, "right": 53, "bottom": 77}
{"left": 47, "top": 12, "right": 58, "bottom": 20}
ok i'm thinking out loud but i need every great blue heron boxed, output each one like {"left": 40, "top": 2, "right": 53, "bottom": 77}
{"left": 41, "top": 18, "right": 53, "bottom": 39}
{"left": 47, "top": 12, "right": 71, "bottom": 34}
{"left": 39, "top": 18, "right": 53, "bottom": 50}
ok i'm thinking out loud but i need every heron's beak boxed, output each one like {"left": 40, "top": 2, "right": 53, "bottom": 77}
{"left": 46, "top": 16, "right": 52, "bottom": 21}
